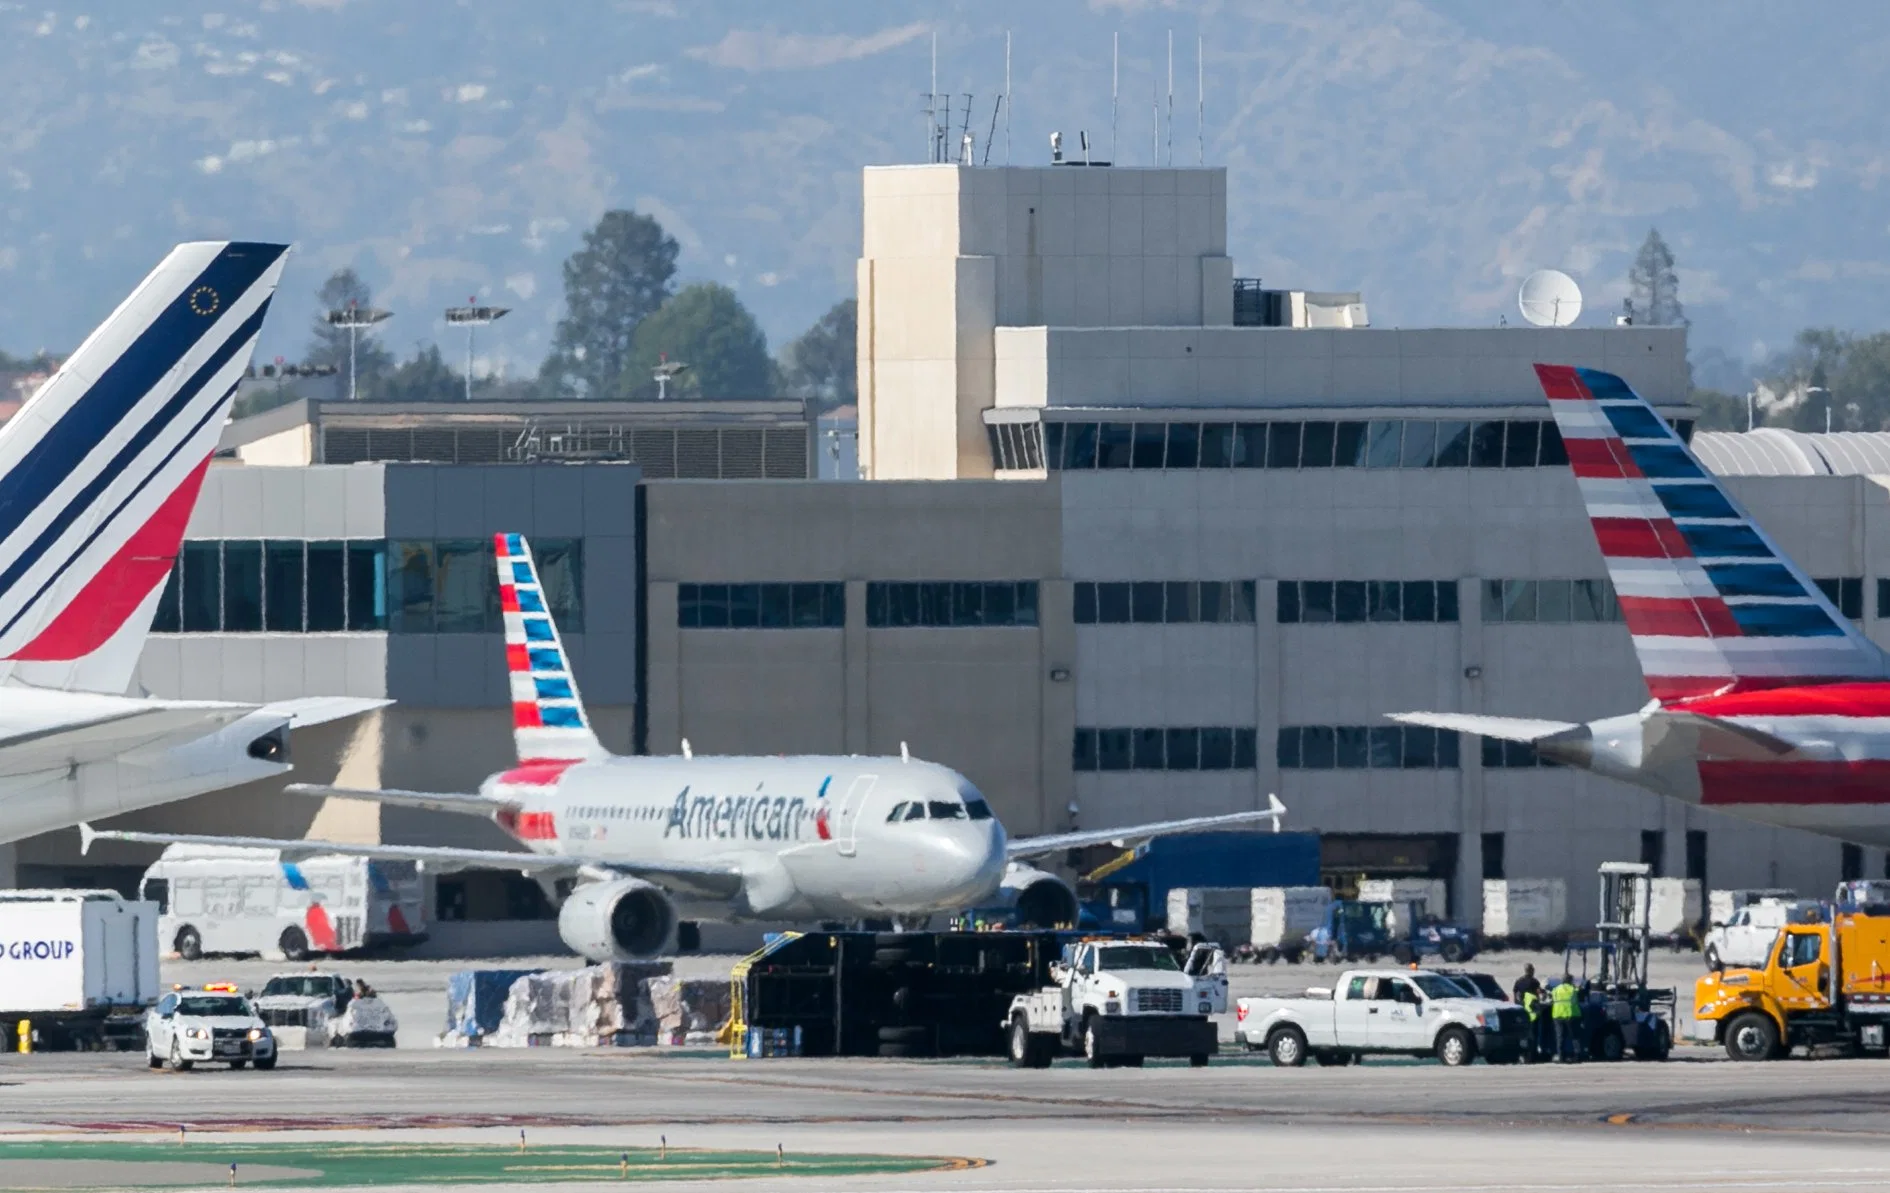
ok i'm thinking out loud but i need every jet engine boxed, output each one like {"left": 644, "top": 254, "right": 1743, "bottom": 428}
{"left": 557, "top": 878, "right": 676, "bottom": 960}
{"left": 995, "top": 862, "right": 1078, "bottom": 929}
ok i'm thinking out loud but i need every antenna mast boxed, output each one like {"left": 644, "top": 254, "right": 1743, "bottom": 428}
{"left": 1166, "top": 29, "right": 1174, "bottom": 166}
{"left": 931, "top": 33, "right": 940, "bottom": 162}
{"left": 1111, "top": 32, "right": 1119, "bottom": 166}
{"left": 1197, "top": 33, "right": 1205, "bottom": 165}
{"left": 1004, "top": 30, "right": 1013, "bottom": 165}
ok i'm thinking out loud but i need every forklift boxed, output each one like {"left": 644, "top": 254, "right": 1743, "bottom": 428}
{"left": 1553, "top": 862, "right": 1674, "bottom": 1061}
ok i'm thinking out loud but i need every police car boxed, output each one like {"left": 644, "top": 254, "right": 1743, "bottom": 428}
{"left": 145, "top": 984, "right": 277, "bottom": 1071}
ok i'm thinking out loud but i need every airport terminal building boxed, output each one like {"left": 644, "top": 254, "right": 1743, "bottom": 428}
{"left": 9, "top": 162, "right": 1888, "bottom": 936}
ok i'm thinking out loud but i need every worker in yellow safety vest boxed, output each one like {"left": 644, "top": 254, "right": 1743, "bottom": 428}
{"left": 1519, "top": 987, "right": 1543, "bottom": 1063}
{"left": 1550, "top": 974, "right": 1582, "bottom": 1063}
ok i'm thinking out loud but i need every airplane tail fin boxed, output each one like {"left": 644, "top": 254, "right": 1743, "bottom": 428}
{"left": 1535, "top": 363, "right": 1890, "bottom": 702}
{"left": 0, "top": 241, "right": 290, "bottom": 695}
{"left": 494, "top": 532, "right": 606, "bottom": 763}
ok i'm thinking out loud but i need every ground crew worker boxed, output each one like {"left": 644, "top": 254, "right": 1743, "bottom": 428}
{"left": 1519, "top": 986, "right": 1543, "bottom": 1062}
{"left": 1550, "top": 972, "right": 1582, "bottom": 1062}
{"left": 1511, "top": 963, "right": 1541, "bottom": 1007}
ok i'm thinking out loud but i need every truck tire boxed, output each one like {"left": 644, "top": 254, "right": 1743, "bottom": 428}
{"left": 1266, "top": 1025, "right": 1308, "bottom": 1068}
{"left": 1392, "top": 943, "right": 1414, "bottom": 965}
{"left": 1595, "top": 1027, "right": 1626, "bottom": 1062}
{"left": 1009, "top": 1018, "right": 1049, "bottom": 1069}
{"left": 1441, "top": 939, "right": 1466, "bottom": 964}
{"left": 1082, "top": 1015, "right": 1108, "bottom": 1069}
{"left": 279, "top": 925, "right": 311, "bottom": 963}
{"left": 175, "top": 926, "right": 203, "bottom": 961}
{"left": 254, "top": 1054, "right": 277, "bottom": 1071}
{"left": 1435, "top": 1026, "right": 1476, "bottom": 1067}
{"left": 1724, "top": 1012, "right": 1779, "bottom": 1062}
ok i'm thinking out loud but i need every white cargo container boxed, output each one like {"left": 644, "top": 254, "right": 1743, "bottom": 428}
{"left": 1636, "top": 878, "right": 1702, "bottom": 940}
{"left": 1166, "top": 888, "right": 1253, "bottom": 947}
{"left": 1708, "top": 888, "right": 1797, "bottom": 926}
{"left": 1481, "top": 879, "right": 1568, "bottom": 948}
{"left": 1357, "top": 878, "right": 1448, "bottom": 914}
{"left": 1248, "top": 887, "right": 1332, "bottom": 962}
{"left": 0, "top": 890, "right": 160, "bottom": 1048}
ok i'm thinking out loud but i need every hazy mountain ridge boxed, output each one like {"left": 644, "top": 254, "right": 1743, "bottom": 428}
{"left": 2, "top": 1, "right": 1885, "bottom": 384}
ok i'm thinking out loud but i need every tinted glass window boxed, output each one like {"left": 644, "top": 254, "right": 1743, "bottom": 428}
{"left": 1097, "top": 423, "right": 1134, "bottom": 469}
{"left": 1096, "top": 582, "right": 1131, "bottom": 624}
{"left": 1276, "top": 580, "right": 1300, "bottom": 623}
{"left": 1130, "top": 582, "right": 1164, "bottom": 624}
{"left": 1267, "top": 422, "right": 1302, "bottom": 468}
{"left": 1074, "top": 581, "right": 1097, "bottom": 624}
{"left": 1403, "top": 580, "right": 1436, "bottom": 623}
{"left": 1334, "top": 580, "right": 1367, "bottom": 623}
{"left": 1436, "top": 581, "right": 1460, "bottom": 623}
{"left": 1366, "top": 420, "right": 1402, "bottom": 468}
{"left": 1072, "top": 728, "right": 1097, "bottom": 770}
{"left": 222, "top": 541, "right": 263, "bottom": 632}
{"left": 1275, "top": 727, "right": 1301, "bottom": 768}
{"left": 727, "top": 583, "right": 761, "bottom": 628}
{"left": 346, "top": 542, "right": 387, "bottom": 631}
{"left": 264, "top": 542, "right": 303, "bottom": 632}
{"left": 1334, "top": 421, "right": 1368, "bottom": 467}
{"left": 759, "top": 584, "right": 792, "bottom": 628}
{"left": 1132, "top": 728, "right": 1165, "bottom": 770}
{"left": 152, "top": 565, "right": 182, "bottom": 633}
{"left": 1300, "top": 420, "right": 1336, "bottom": 467}
{"left": 181, "top": 541, "right": 220, "bottom": 631}
{"left": 1233, "top": 729, "right": 1257, "bottom": 769}
{"left": 1367, "top": 580, "right": 1402, "bottom": 623}
{"left": 1400, "top": 419, "right": 1437, "bottom": 468}
{"left": 1470, "top": 421, "right": 1505, "bottom": 468}
{"left": 1166, "top": 423, "right": 1200, "bottom": 469}
{"left": 1536, "top": 579, "right": 1572, "bottom": 623}
{"left": 1434, "top": 420, "right": 1471, "bottom": 467}
{"left": 1539, "top": 422, "right": 1568, "bottom": 466}
{"left": 1064, "top": 423, "right": 1098, "bottom": 470}
{"left": 434, "top": 539, "right": 495, "bottom": 633}
{"left": 1097, "top": 729, "right": 1132, "bottom": 771}
{"left": 1201, "top": 727, "right": 1234, "bottom": 770}
{"left": 1199, "top": 423, "right": 1235, "bottom": 468}
{"left": 1042, "top": 422, "right": 1065, "bottom": 470}
{"left": 1165, "top": 727, "right": 1199, "bottom": 770}
{"left": 1368, "top": 726, "right": 1402, "bottom": 769}
{"left": 1301, "top": 725, "right": 1335, "bottom": 769}
{"left": 1132, "top": 423, "right": 1166, "bottom": 469}
{"left": 1335, "top": 725, "right": 1369, "bottom": 768}
{"left": 1165, "top": 581, "right": 1197, "bottom": 623}
{"left": 306, "top": 542, "right": 345, "bottom": 632}
{"left": 1504, "top": 420, "right": 1540, "bottom": 468}
{"left": 1300, "top": 581, "right": 1335, "bottom": 623}
{"left": 1234, "top": 423, "right": 1267, "bottom": 468}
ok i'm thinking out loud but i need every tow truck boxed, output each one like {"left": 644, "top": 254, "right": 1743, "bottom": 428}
{"left": 145, "top": 984, "right": 277, "bottom": 1072}
{"left": 1005, "top": 937, "right": 1224, "bottom": 1068}
{"left": 1693, "top": 905, "right": 1890, "bottom": 1060}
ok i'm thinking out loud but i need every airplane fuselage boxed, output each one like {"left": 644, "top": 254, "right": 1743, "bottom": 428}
{"left": 481, "top": 754, "right": 1010, "bottom": 920}
{"left": 1536, "top": 684, "right": 1890, "bottom": 846}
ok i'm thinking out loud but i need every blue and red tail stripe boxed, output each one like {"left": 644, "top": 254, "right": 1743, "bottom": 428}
{"left": 1535, "top": 363, "right": 1889, "bottom": 701}
{"left": 494, "top": 532, "right": 605, "bottom": 763}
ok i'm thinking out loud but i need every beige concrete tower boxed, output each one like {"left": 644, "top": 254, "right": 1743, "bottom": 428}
{"left": 857, "top": 164, "right": 1232, "bottom": 479}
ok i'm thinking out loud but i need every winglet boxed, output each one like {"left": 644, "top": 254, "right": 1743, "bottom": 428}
{"left": 1263, "top": 792, "right": 1287, "bottom": 833}
{"left": 78, "top": 822, "right": 96, "bottom": 855}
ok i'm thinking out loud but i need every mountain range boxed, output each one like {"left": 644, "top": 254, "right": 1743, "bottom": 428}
{"left": 4, "top": 1, "right": 1887, "bottom": 390}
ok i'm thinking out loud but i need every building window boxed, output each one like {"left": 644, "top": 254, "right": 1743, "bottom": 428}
{"left": 1074, "top": 580, "right": 1256, "bottom": 624}
{"left": 150, "top": 539, "right": 575, "bottom": 634}
{"left": 1817, "top": 577, "right": 1863, "bottom": 620}
{"left": 678, "top": 582, "right": 845, "bottom": 628}
{"left": 865, "top": 581, "right": 1039, "bottom": 628}
{"left": 1481, "top": 738, "right": 1559, "bottom": 768}
{"left": 1074, "top": 726, "right": 1257, "bottom": 771}
{"left": 1482, "top": 579, "right": 1622, "bottom": 623}
{"left": 1277, "top": 580, "right": 1458, "bottom": 624}
{"left": 1277, "top": 724, "right": 1460, "bottom": 769}
{"left": 1047, "top": 418, "right": 1571, "bottom": 472}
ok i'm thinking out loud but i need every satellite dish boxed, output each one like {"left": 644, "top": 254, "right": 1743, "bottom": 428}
{"left": 1518, "top": 270, "right": 1583, "bottom": 327}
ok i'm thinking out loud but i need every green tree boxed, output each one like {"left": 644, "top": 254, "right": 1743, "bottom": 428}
{"left": 1627, "top": 228, "right": 1686, "bottom": 327}
{"left": 778, "top": 298, "right": 856, "bottom": 412}
{"left": 377, "top": 344, "right": 466, "bottom": 403}
{"left": 624, "top": 283, "right": 774, "bottom": 400}
{"left": 304, "top": 268, "right": 393, "bottom": 401}
{"left": 540, "top": 210, "right": 679, "bottom": 398}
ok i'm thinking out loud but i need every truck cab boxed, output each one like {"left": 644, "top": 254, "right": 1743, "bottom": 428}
{"left": 1004, "top": 937, "right": 1222, "bottom": 1068}
{"left": 145, "top": 984, "right": 277, "bottom": 1071}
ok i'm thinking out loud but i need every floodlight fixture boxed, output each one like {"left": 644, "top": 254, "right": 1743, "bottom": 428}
{"left": 325, "top": 301, "right": 393, "bottom": 401}
{"left": 444, "top": 299, "right": 510, "bottom": 401}
{"left": 652, "top": 354, "right": 688, "bottom": 401}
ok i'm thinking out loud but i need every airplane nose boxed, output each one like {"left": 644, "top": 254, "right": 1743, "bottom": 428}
{"left": 929, "top": 825, "right": 1006, "bottom": 903}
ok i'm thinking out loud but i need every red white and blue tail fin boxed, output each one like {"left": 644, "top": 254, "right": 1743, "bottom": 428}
{"left": 1536, "top": 363, "right": 1890, "bottom": 702}
{"left": 494, "top": 532, "right": 606, "bottom": 763}
{"left": 0, "top": 241, "right": 290, "bottom": 695}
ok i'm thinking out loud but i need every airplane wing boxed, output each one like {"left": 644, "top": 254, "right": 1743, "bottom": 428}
{"left": 1007, "top": 797, "right": 1288, "bottom": 860}
{"left": 264, "top": 696, "right": 394, "bottom": 728}
{"left": 78, "top": 824, "right": 743, "bottom": 901}
{"left": 1644, "top": 711, "right": 1799, "bottom": 762}
{"left": 282, "top": 783, "right": 512, "bottom": 817}
{"left": 0, "top": 704, "right": 256, "bottom": 779}
{"left": 1387, "top": 711, "right": 1579, "bottom": 743}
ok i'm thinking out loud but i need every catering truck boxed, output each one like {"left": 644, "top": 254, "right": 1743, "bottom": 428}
{"left": 1693, "top": 908, "right": 1890, "bottom": 1060}
{"left": 1004, "top": 937, "right": 1223, "bottom": 1068}
{"left": 1236, "top": 968, "right": 1527, "bottom": 1067}
{"left": 0, "top": 890, "right": 160, "bottom": 1050}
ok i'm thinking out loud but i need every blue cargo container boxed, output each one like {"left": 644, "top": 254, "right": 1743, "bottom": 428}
{"left": 1080, "top": 831, "right": 1321, "bottom": 932}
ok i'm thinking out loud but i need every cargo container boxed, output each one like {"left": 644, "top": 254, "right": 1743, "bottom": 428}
{"left": 1481, "top": 879, "right": 1568, "bottom": 950}
{"left": 1078, "top": 832, "right": 1320, "bottom": 933}
{"left": 0, "top": 890, "right": 160, "bottom": 1050}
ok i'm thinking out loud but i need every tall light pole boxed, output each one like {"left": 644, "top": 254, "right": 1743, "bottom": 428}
{"left": 1809, "top": 385, "right": 1833, "bottom": 433}
{"left": 324, "top": 301, "right": 392, "bottom": 401}
{"left": 652, "top": 355, "right": 688, "bottom": 401}
{"left": 444, "top": 300, "right": 510, "bottom": 401}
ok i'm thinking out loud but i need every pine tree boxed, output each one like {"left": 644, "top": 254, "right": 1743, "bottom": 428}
{"left": 1627, "top": 229, "right": 1686, "bottom": 327}
{"left": 305, "top": 268, "right": 393, "bottom": 400}
{"left": 539, "top": 211, "right": 679, "bottom": 399}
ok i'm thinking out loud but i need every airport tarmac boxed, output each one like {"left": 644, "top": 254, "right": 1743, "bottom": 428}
{"left": 1, "top": 1046, "right": 1888, "bottom": 1191}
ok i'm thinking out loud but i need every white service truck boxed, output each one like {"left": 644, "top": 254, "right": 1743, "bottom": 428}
{"left": 1005, "top": 938, "right": 1225, "bottom": 1068}
{"left": 1703, "top": 899, "right": 1822, "bottom": 971}
{"left": 1236, "top": 968, "right": 1528, "bottom": 1067}
{"left": 0, "top": 890, "right": 160, "bottom": 1050}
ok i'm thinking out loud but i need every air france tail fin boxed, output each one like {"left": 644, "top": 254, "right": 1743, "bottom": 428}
{"left": 1535, "top": 363, "right": 1890, "bottom": 702}
{"left": 494, "top": 532, "right": 606, "bottom": 763}
{"left": 0, "top": 241, "right": 290, "bottom": 695}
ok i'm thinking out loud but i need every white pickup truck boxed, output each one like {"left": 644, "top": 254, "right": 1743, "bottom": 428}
{"left": 1703, "top": 899, "right": 1822, "bottom": 971}
{"left": 1006, "top": 938, "right": 1226, "bottom": 1068}
{"left": 1236, "top": 968, "right": 1528, "bottom": 1067}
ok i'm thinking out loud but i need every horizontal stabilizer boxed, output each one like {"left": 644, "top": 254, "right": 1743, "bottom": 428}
{"left": 77, "top": 824, "right": 742, "bottom": 900}
{"left": 1008, "top": 796, "right": 1288, "bottom": 860}
{"left": 1387, "top": 711, "right": 1579, "bottom": 743}
{"left": 264, "top": 696, "right": 393, "bottom": 728}
{"left": 282, "top": 782, "right": 511, "bottom": 817}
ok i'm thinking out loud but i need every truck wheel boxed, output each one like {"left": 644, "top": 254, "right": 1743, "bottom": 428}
{"left": 1436, "top": 1027, "right": 1476, "bottom": 1067}
{"left": 175, "top": 926, "right": 203, "bottom": 961}
{"left": 1596, "top": 1027, "right": 1626, "bottom": 1062}
{"left": 254, "top": 1054, "right": 276, "bottom": 1071}
{"left": 1082, "top": 1016, "right": 1106, "bottom": 1069}
{"left": 1267, "top": 1026, "right": 1308, "bottom": 1068}
{"left": 279, "top": 926, "right": 311, "bottom": 963}
{"left": 1704, "top": 945, "right": 1723, "bottom": 971}
{"left": 1441, "top": 939, "right": 1466, "bottom": 964}
{"left": 1392, "top": 943, "right": 1414, "bottom": 965}
{"left": 1009, "top": 1018, "right": 1037, "bottom": 1069}
{"left": 1725, "top": 1012, "right": 1779, "bottom": 1062}
{"left": 147, "top": 1051, "right": 164, "bottom": 1070}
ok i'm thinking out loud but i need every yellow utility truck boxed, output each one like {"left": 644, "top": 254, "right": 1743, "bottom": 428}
{"left": 1692, "top": 908, "right": 1890, "bottom": 1060}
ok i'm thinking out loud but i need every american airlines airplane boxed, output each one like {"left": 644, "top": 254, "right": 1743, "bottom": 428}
{"left": 0, "top": 241, "right": 384, "bottom": 843}
{"left": 87, "top": 534, "right": 1288, "bottom": 959}
{"left": 1393, "top": 363, "right": 1890, "bottom": 846}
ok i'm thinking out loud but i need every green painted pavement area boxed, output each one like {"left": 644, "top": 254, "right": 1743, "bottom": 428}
{"left": 0, "top": 1139, "right": 978, "bottom": 1188}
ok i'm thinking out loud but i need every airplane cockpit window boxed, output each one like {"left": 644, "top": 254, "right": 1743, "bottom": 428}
{"left": 928, "top": 800, "right": 966, "bottom": 820}
{"left": 964, "top": 799, "right": 993, "bottom": 820}
{"left": 903, "top": 802, "right": 926, "bottom": 821}
{"left": 886, "top": 801, "right": 910, "bottom": 822}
